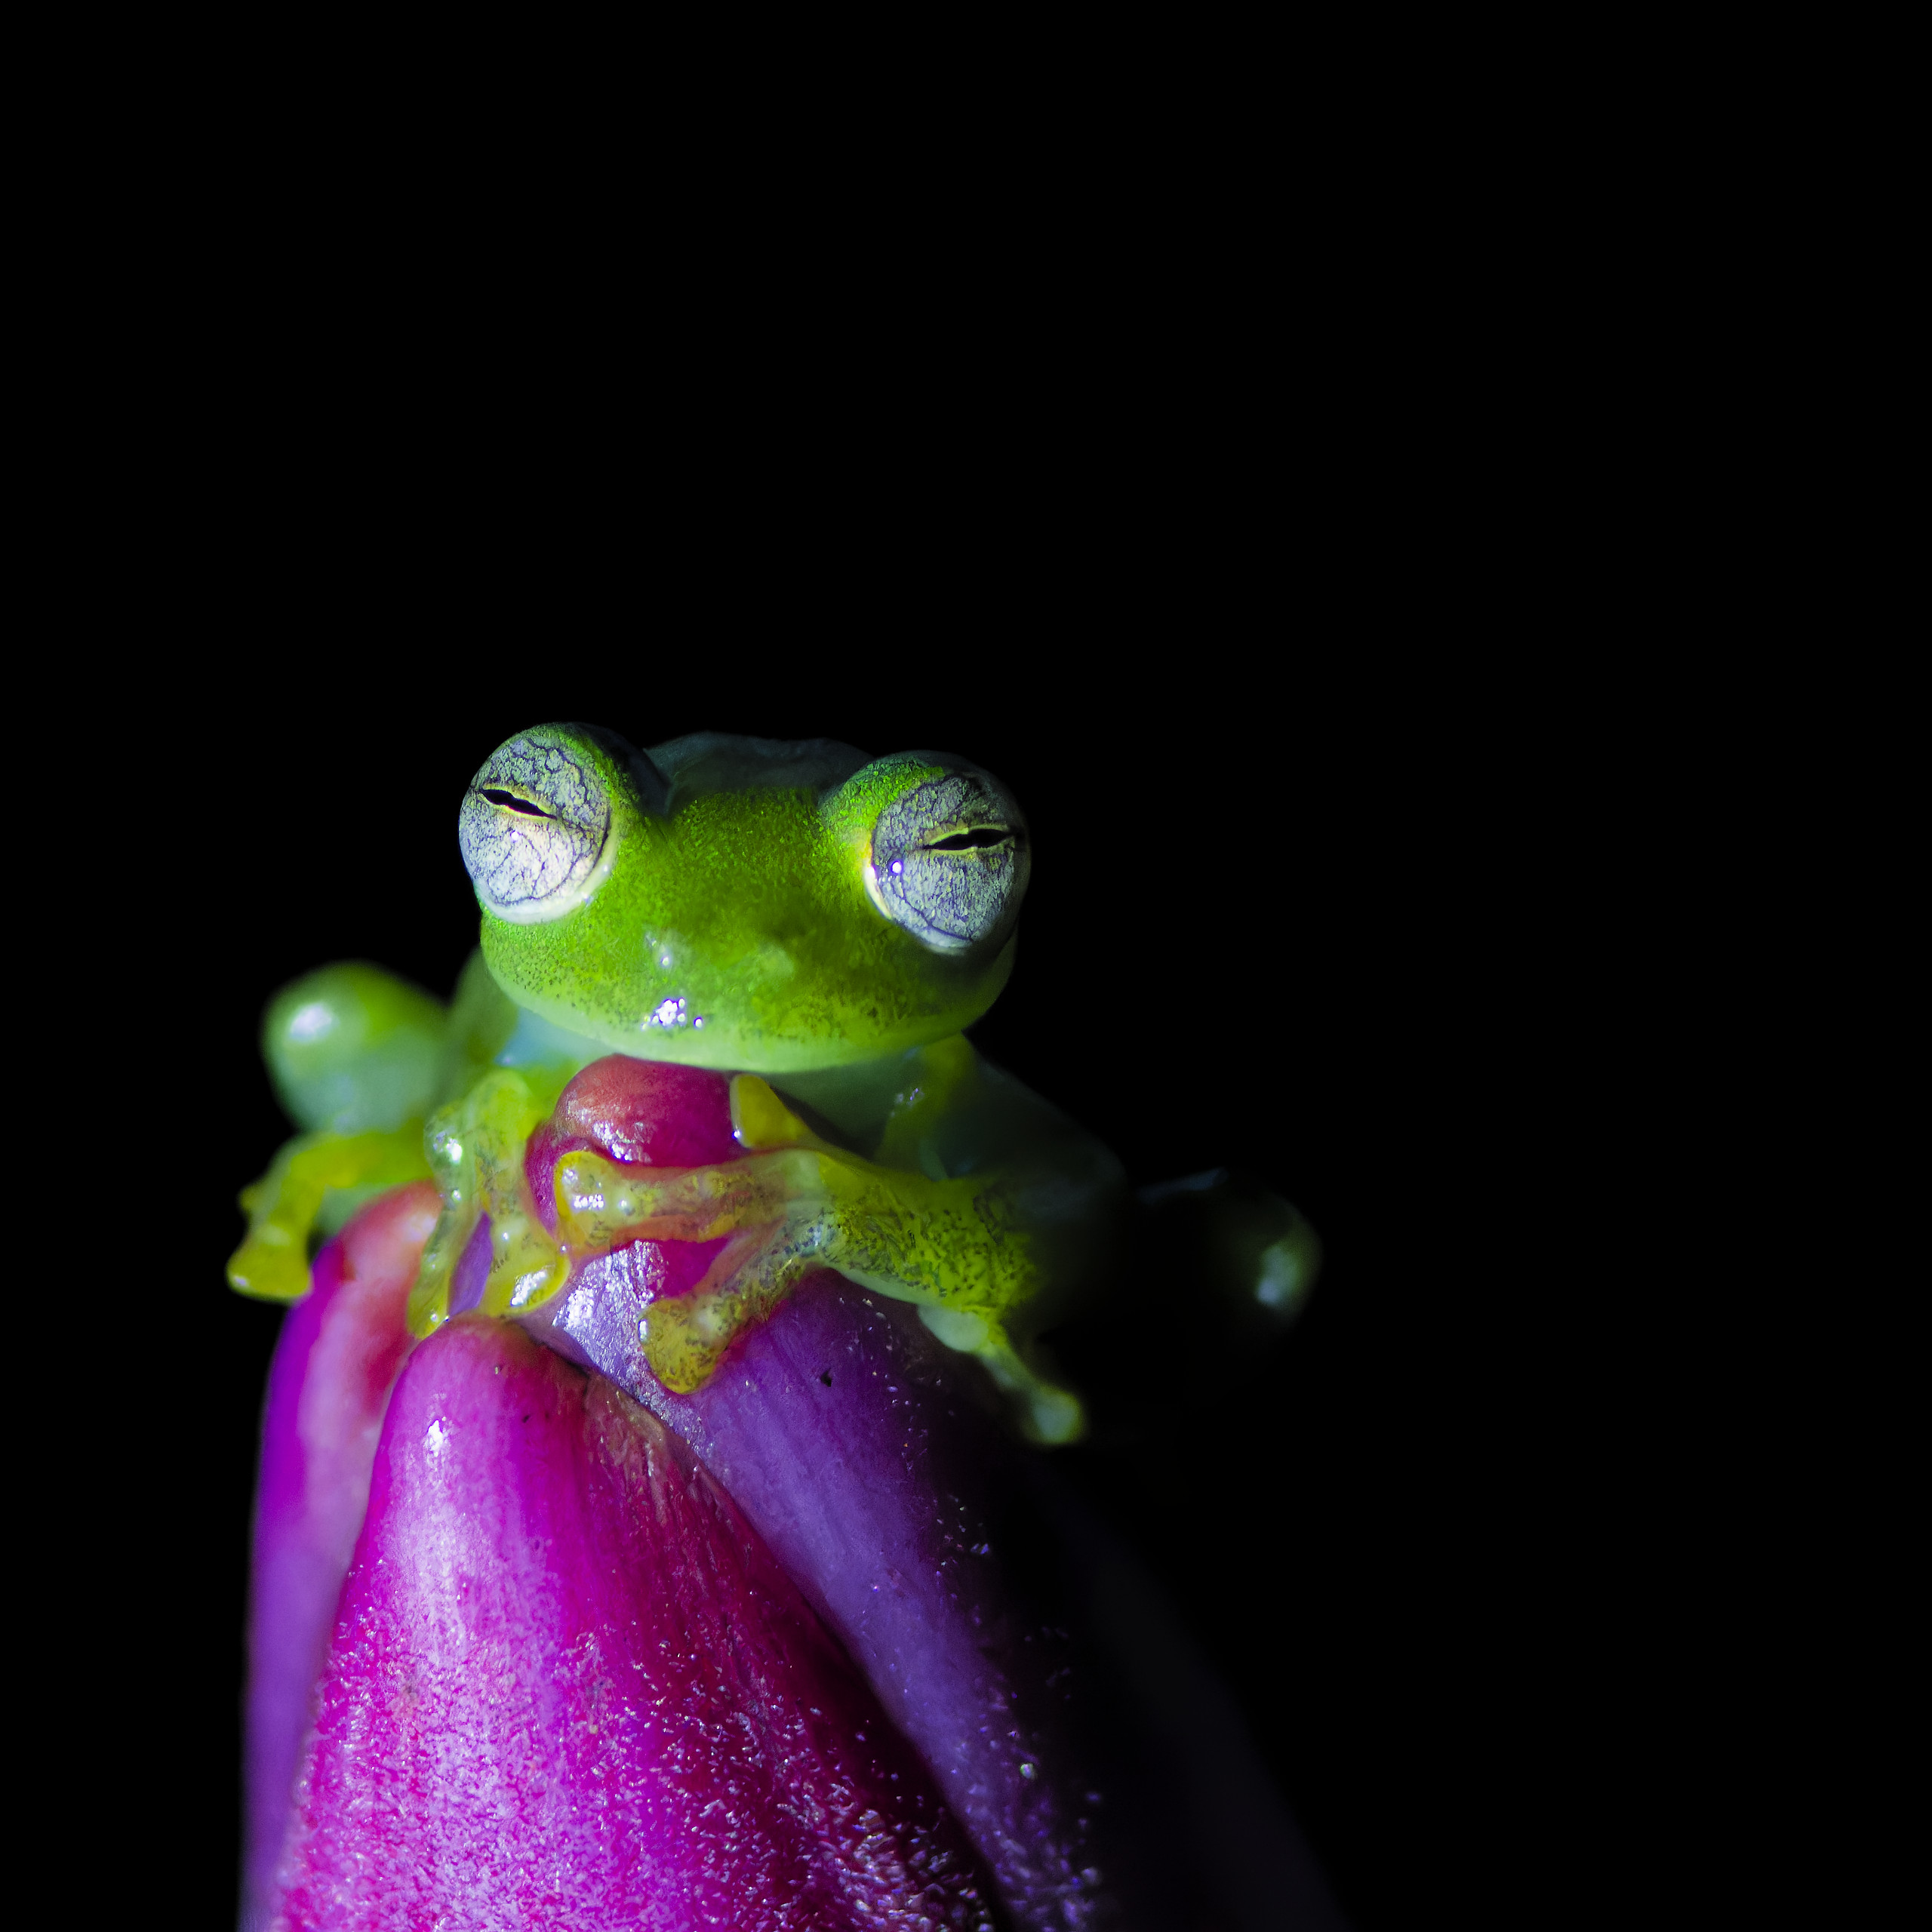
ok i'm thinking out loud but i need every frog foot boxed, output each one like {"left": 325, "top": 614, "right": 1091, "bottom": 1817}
{"left": 231, "top": 1128, "right": 432, "bottom": 1303}
{"left": 641, "top": 1238, "right": 1084, "bottom": 1446}
{"left": 408, "top": 1069, "right": 573, "bottom": 1336}
{"left": 560, "top": 1074, "right": 1081, "bottom": 1442}
{"left": 638, "top": 1223, "right": 825, "bottom": 1393}
{"left": 916, "top": 1306, "right": 1086, "bottom": 1446}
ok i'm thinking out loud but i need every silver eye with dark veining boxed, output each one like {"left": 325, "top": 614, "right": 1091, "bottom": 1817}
{"left": 867, "top": 768, "right": 1030, "bottom": 952}
{"left": 458, "top": 728, "right": 614, "bottom": 923}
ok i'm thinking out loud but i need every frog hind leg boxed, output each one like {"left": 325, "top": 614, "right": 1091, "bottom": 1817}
{"left": 232, "top": 959, "right": 457, "bottom": 1303}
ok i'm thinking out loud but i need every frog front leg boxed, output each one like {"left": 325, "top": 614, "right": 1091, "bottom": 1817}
{"left": 552, "top": 1075, "right": 1093, "bottom": 1443}
{"left": 231, "top": 1127, "right": 435, "bottom": 1301}
{"left": 407, "top": 1065, "right": 576, "bottom": 1334}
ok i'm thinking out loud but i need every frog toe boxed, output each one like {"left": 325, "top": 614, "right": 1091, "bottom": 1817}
{"left": 917, "top": 1308, "right": 1085, "bottom": 1446}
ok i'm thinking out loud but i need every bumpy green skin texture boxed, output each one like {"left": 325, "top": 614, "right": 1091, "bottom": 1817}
{"left": 481, "top": 746, "right": 1014, "bottom": 1072}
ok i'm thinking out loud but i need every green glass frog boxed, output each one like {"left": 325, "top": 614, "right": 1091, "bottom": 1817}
{"left": 231, "top": 725, "right": 1316, "bottom": 1443}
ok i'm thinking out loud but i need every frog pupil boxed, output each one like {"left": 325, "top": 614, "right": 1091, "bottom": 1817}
{"left": 924, "top": 827, "right": 1014, "bottom": 853}
{"left": 481, "top": 788, "right": 553, "bottom": 818}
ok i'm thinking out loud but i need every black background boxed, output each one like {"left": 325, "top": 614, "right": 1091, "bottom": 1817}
{"left": 83, "top": 603, "right": 1584, "bottom": 1930}
{"left": 26, "top": 66, "right": 1819, "bottom": 1919}
{"left": 33, "top": 355, "right": 1630, "bottom": 1928}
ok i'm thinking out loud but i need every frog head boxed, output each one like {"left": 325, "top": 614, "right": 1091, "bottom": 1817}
{"left": 457, "top": 724, "right": 1030, "bottom": 1072}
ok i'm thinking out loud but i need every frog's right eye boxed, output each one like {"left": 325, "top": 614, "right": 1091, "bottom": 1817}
{"left": 459, "top": 731, "right": 614, "bottom": 924}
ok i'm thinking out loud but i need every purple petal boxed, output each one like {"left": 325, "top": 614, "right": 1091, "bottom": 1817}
{"left": 448, "top": 1211, "right": 492, "bottom": 1316}
{"left": 267, "top": 1315, "right": 1000, "bottom": 1930}
{"left": 243, "top": 1181, "right": 438, "bottom": 1932}
{"left": 535, "top": 1257, "right": 1309, "bottom": 1927}
{"left": 519, "top": 1054, "right": 1341, "bottom": 1928}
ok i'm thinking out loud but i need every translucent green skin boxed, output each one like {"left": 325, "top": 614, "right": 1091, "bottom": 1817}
{"left": 234, "top": 729, "right": 1131, "bottom": 1441}
{"left": 480, "top": 740, "right": 1017, "bottom": 1072}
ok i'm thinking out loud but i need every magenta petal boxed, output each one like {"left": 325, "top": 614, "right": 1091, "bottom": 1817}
{"left": 243, "top": 1182, "right": 438, "bottom": 1932}
{"left": 268, "top": 1315, "right": 998, "bottom": 1930}
{"left": 527, "top": 1057, "right": 741, "bottom": 1229}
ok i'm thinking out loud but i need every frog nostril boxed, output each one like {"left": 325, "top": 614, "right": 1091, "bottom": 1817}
{"left": 480, "top": 789, "right": 555, "bottom": 818}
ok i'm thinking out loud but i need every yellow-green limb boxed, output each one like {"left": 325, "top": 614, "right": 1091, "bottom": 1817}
{"left": 408, "top": 1066, "right": 572, "bottom": 1337}
{"left": 229, "top": 1127, "right": 433, "bottom": 1303}
{"left": 918, "top": 1306, "right": 1086, "bottom": 1446}
{"left": 733, "top": 1077, "right": 1086, "bottom": 1441}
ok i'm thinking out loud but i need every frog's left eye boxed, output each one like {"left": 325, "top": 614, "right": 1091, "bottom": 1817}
{"left": 866, "top": 768, "right": 1030, "bottom": 953}
{"left": 459, "top": 731, "right": 613, "bottom": 924}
